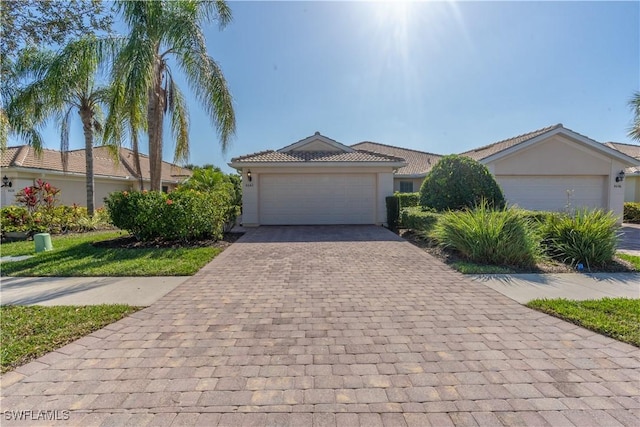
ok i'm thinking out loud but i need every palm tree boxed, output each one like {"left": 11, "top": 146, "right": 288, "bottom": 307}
{"left": 7, "top": 37, "right": 120, "bottom": 216}
{"left": 629, "top": 92, "right": 640, "bottom": 142}
{"left": 107, "top": 0, "right": 236, "bottom": 191}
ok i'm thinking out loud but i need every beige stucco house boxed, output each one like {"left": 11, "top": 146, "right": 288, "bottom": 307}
{"left": 229, "top": 132, "right": 406, "bottom": 226}
{"left": 1, "top": 145, "right": 192, "bottom": 208}
{"left": 604, "top": 142, "right": 640, "bottom": 203}
{"left": 231, "top": 125, "right": 638, "bottom": 226}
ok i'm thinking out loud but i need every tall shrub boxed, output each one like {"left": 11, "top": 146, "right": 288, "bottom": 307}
{"left": 420, "top": 155, "right": 505, "bottom": 211}
{"left": 542, "top": 209, "right": 619, "bottom": 270}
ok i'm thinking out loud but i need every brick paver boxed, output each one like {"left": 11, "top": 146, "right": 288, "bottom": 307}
{"left": 1, "top": 225, "right": 639, "bottom": 426}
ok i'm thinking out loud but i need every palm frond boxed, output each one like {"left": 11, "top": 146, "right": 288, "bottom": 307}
{"left": 628, "top": 92, "right": 640, "bottom": 142}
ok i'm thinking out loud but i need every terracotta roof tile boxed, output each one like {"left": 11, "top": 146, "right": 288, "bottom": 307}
{"left": 351, "top": 142, "right": 442, "bottom": 176}
{"left": 231, "top": 150, "right": 405, "bottom": 164}
{"left": 605, "top": 141, "right": 640, "bottom": 173}
{"left": 1, "top": 145, "right": 191, "bottom": 183}
{"left": 461, "top": 124, "right": 563, "bottom": 160}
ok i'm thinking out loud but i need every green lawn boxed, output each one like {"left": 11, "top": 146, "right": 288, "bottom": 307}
{"left": 1, "top": 231, "right": 222, "bottom": 276}
{"left": 617, "top": 253, "right": 640, "bottom": 270}
{"left": 0, "top": 305, "right": 140, "bottom": 373}
{"left": 527, "top": 298, "right": 640, "bottom": 347}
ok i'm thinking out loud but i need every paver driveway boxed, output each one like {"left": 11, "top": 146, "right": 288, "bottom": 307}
{"left": 2, "top": 226, "right": 639, "bottom": 426}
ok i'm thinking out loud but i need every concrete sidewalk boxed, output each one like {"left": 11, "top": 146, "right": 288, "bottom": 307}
{"left": 0, "top": 276, "right": 188, "bottom": 306}
{"left": 472, "top": 272, "right": 640, "bottom": 304}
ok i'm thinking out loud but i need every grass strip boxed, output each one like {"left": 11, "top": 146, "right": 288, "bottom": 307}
{"left": 526, "top": 298, "right": 640, "bottom": 347}
{"left": 1, "top": 231, "right": 221, "bottom": 276}
{"left": 1, "top": 305, "right": 140, "bottom": 373}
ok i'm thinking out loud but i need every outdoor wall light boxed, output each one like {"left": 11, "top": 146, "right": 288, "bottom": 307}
{"left": 1, "top": 175, "right": 12, "bottom": 187}
{"left": 247, "top": 170, "right": 252, "bottom": 182}
{"left": 615, "top": 170, "right": 625, "bottom": 183}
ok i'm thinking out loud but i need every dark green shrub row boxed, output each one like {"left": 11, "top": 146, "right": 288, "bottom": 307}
{"left": 435, "top": 202, "right": 540, "bottom": 268}
{"left": 105, "top": 188, "right": 235, "bottom": 241}
{"left": 420, "top": 155, "right": 505, "bottom": 211}
{"left": 541, "top": 209, "right": 618, "bottom": 270}
{"left": 385, "top": 196, "right": 400, "bottom": 231}
{"left": 624, "top": 202, "right": 640, "bottom": 223}
{"left": 401, "top": 207, "right": 439, "bottom": 233}
{"left": 396, "top": 192, "right": 420, "bottom": 208}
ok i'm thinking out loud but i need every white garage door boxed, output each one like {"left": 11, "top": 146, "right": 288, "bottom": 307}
{"left": 497, "top": 175, "right": 607, "bottom": 211}
{"left": 259, "top": 174, "right": 376, "bottom": 225}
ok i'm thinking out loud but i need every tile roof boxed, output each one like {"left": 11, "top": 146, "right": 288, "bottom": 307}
{"left": 231, "top": 149, "right": 406, "bottom": 164}
{"left": 1, "top": 145, "right": 191, "bottom": 183}
{"left": 461, "top": 124, "right": 564, "bottom": 161}
{"left": 351, "top": 142, "right": 442, "bottom": 176}
{"left": 605, "top": 141, "right": 640, "bottom": 173}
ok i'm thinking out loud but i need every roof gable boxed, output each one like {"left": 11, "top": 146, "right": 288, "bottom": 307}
{"left": 277, "top": 132, "right": 354, "bottom": 153}
{"left": 463, "top": 124, "right": 639, "bottom": 167}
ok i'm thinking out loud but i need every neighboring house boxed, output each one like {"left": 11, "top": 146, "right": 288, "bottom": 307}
{"left": 1, "top": 145, "right": 192, "bottom": 208}
{"left": 229, "top": 132, "right": 406, "bottom": 226}
{"left": 459, "top": 124, "right": 638, "bottom": 219}
{"left": 351, "top": 142, "right": 441, "bottom": 193}
{"left": 604, "top": 141, "right": 640, "bottom": 203}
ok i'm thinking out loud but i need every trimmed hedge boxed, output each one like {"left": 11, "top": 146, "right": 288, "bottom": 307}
{"left": 385, "top": 196, "right": 400, "bottom": 230}
{"left": 396, "top": 192, "right": 420, "bottom": 208}
{"left": 400, "top": 207, "right": 439, "bottom": 232}
{"left": 105, "top": 188, "right": 235, "bottom": 241}
{"left": 420, "top": 155, "right": 505, "bottom": 211}
{"left": 624, "top": 202, "right": 640, "bottom": 223}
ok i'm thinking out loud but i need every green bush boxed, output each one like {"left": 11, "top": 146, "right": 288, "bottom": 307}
{"left": 1, "top": 206, "right": 32, "bottom": 233}
{"left": 401, "top": 206, "right": 439, "bottom": 232}
{"left": 1, "top": 204, "right": 110, "bottom": 235}
{"left": 105, "top": 188, "right": 235, "bottom": 241}
{"left": 419, "top": 155, "right": 505, "bottom": 211}
{"left": 624, "top": 202, "right": 640, "bottom": 223}
{"left": 396, "top": 192, "right": 420, "bottom": 208}
{"left": 385, "top": 196, "right": 400, "bottom": 230}
{"left": 542, "top": 209, "right": 619, "bottom": 270}
{"left": 435, "top": 202, "right": 540, "bottom": 268}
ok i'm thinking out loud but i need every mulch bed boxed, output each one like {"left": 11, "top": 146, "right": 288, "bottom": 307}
{"left": 92, "top": 232, "right": 244, "bottom": 250}
{"left": 399, "top": 229, "right": 635, "bottom": 274}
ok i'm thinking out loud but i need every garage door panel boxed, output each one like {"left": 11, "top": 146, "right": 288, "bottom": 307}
{"left": 260, "top": 174, "right": 375, "bottom": 225}
{"left": 497, "top": 176, "right": 606, "bottom": 211}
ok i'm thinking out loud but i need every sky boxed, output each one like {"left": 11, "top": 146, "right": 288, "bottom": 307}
{"left": 20, "top": 0, "right": 640, "bottom": 173}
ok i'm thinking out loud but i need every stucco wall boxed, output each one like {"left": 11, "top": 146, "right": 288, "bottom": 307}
{"left": 624, "top": 175, "right": 640, "bottom": 202}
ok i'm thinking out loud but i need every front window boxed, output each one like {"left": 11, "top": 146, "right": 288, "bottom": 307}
{"left": 399, "top": 181, "right": 413, "bottom": 193}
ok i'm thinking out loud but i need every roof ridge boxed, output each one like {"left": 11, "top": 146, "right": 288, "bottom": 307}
{"left": 605, "top": 141, "right": 640, "bottom": 148}
{"left": 353, "top": 141, "right": 442, "bottom": 157}
{"left": 464, "top": 123, "right": 563, "bottom": 154}
{"left": 354, "top": 149, "right": 408, "bottom": 163}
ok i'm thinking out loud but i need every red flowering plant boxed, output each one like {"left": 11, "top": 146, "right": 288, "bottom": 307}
{"left": 15, "top": 179, "right": 61, "bottom": 213}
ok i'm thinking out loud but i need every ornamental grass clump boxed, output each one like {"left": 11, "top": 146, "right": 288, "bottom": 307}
{"left": 542, "top": 208, "right": 619, "bottom": 270}
{"left": 435, "top": 201, "right": 540, "bottom": 268}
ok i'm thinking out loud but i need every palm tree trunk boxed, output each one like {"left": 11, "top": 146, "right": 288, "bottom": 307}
{"left": 148, "top": 57, "right": 166, "bottom": 191}
{"left": 131, "top": 130, "right": 144, "bottom": 190}
{"left": 79, "top": 106, "right": 95, "bottom": 216}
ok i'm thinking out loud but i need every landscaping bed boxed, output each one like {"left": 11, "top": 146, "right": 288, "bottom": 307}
{"left": 92, "top": 231, "right": 243, "bottom": 250}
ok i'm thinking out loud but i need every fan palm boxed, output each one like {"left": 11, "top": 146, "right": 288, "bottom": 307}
{"left": 107, "top": 0, "right": 235, "bottom": 191}
{"left": 7, "top": 37, "right": 121, "bottom": 216}
{"left": 629, "top": 92, "right": 640, "bottom": 142}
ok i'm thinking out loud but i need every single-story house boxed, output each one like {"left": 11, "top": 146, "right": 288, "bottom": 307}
{"left": 231, "top": 125, "right": 639, "bottom": 226}
{"left": 1, "top": 145, "right": 192, "bottom": 208}
{"left": 351, "top": 142, "right": 441, "bottom": 193}
{"left": 604, "top": 141, "right": 640, "bottom": 203}
{"left": 229, "top": 132, "right": 406, "bottom": 226}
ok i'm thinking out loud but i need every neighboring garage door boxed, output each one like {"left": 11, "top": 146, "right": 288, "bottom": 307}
{"left": 259, "top": 174, "right": 376, "bottom": 225}
{"left": 497, "top": 175, "right": 607, "bottom": 211}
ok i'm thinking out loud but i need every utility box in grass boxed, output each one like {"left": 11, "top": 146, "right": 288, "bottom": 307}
{"left": 34, "top": 233, "right": 53, "bottom": 253}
